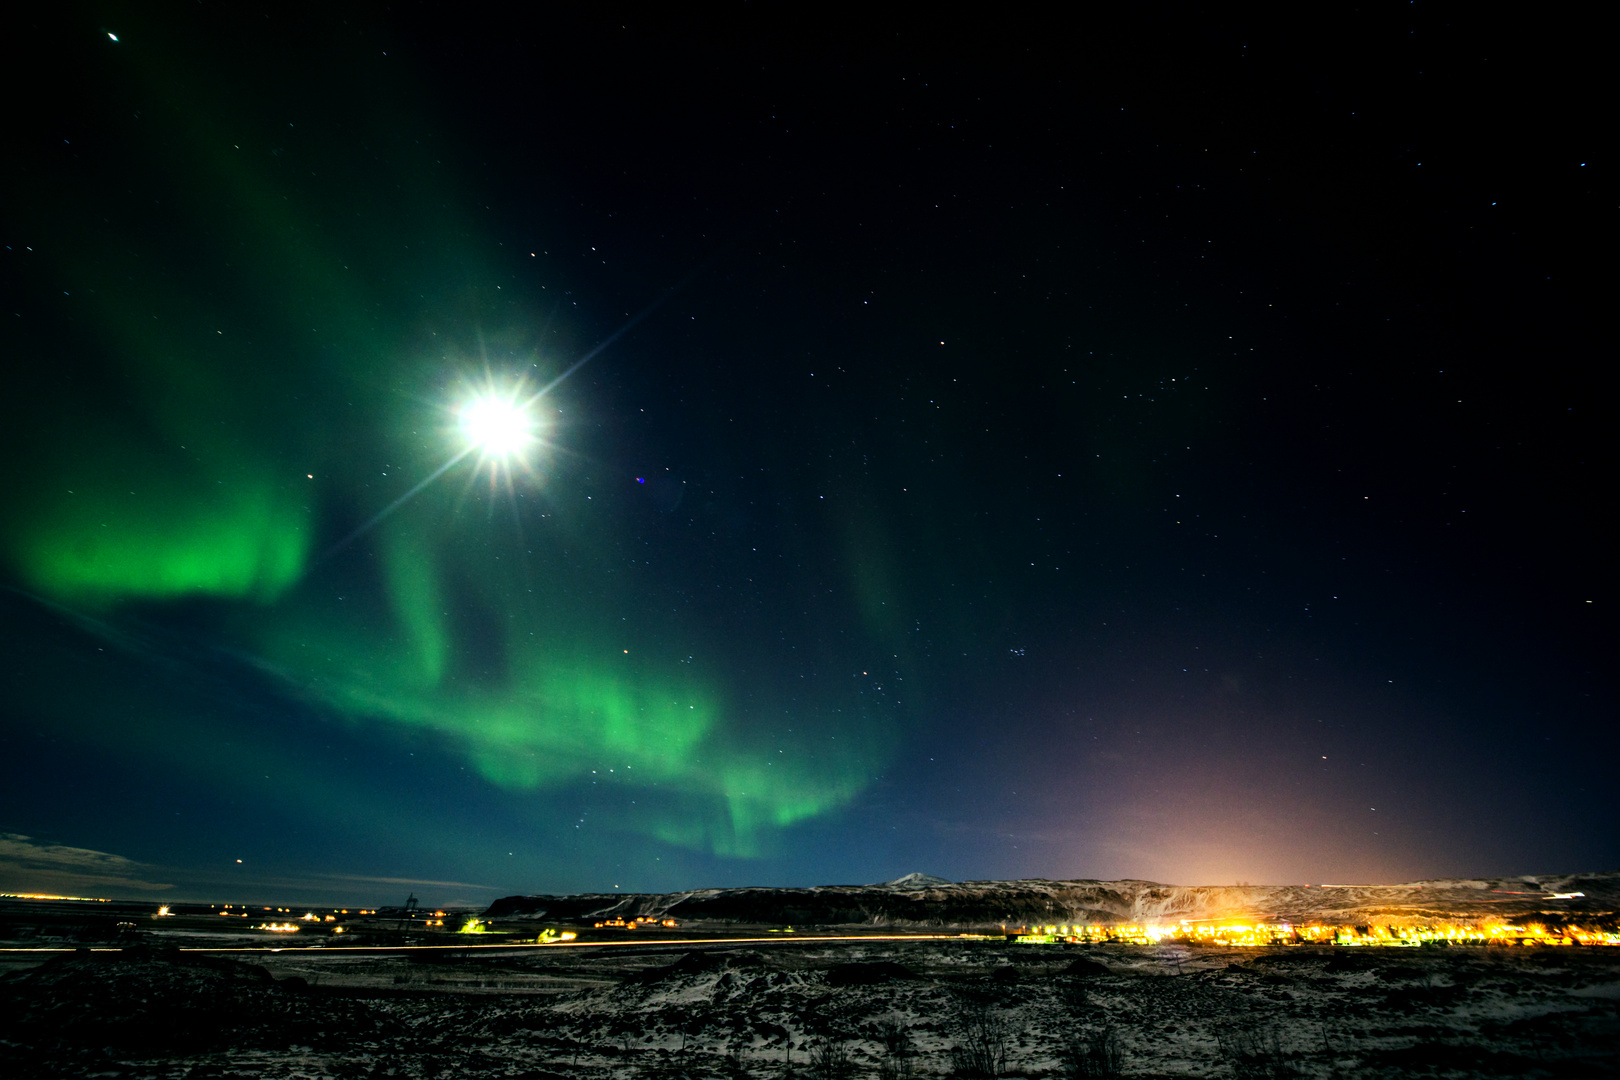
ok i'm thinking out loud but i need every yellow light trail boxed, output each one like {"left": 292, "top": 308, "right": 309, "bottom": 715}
{"left": 0, "top": 934, "right": 971, "bottom": 956}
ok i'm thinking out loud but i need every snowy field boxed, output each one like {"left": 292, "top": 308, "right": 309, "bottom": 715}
{"left": 3, "top": 937, "right": 1616, "bottom": 1078}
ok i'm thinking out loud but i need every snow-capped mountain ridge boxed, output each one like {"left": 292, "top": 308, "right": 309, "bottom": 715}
{"left": 873, "top": 873, "right": 953, "bottom": 889}
{"left": 485, "top": 871, "right": 1618, "bottom": 928}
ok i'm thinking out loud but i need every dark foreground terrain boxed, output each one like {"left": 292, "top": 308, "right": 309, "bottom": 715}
{"left": 2, "top": 939, "right": 1616, "bottom": 1078}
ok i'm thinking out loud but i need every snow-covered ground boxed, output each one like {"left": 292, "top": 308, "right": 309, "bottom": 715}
{"left": 4, "top": 936, "right": 1616, "bottom": 1077}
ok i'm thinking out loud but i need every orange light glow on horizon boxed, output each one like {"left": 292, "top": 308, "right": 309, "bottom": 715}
{"left": 1011, "top": 920, "right": 1618, "bottom": 947}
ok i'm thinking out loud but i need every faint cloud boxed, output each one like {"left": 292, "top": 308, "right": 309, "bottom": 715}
{"left": 0, "top": 833, "right": 172, "bottom": 895}
{"left": 319, "top": 873, "right": 495, "bottom": 890}
{"left": 158, "top": 868, "right": 499, "bottom": 906}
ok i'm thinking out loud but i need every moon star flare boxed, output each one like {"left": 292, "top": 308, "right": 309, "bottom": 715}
{"left": 460, "top": 391, "right": 536, "bottom": 462}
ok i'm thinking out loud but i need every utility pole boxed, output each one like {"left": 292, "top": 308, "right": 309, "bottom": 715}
{"left": 396, "top": 892, "right": 418, "bottom": 934}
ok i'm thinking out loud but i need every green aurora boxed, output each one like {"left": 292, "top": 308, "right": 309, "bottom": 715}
{"left": 1, "top": 25, "right": 893, "bottom": 863}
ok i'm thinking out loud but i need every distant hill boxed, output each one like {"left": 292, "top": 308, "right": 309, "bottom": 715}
{"left": 484, "top": 871, "right": 1619, "bottom": 929}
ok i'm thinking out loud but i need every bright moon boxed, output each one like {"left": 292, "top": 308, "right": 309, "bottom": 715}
{"left": 460, "top": 395, "right": 534, "bottom": 458}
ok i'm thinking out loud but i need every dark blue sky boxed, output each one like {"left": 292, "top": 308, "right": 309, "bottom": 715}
{"left": 0, "top": 5, "right": 1608, "bottom": 906}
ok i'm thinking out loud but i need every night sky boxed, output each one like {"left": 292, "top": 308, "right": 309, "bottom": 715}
{"left": 1, "top": 6, "right": 1608, "bottom": 906}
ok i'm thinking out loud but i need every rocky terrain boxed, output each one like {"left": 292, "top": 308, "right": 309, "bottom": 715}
{"left": 3, "top": 873, "right": 1615, "bottom": 1077}
{"left": 3, "top": 936, "right": 1617, "bottom": 1078}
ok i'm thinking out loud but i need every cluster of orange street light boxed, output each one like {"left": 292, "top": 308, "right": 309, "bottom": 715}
{"left": 1013, "top": 920, "right": 1619, "bottom": 947}
{"left": 593, "top": 915, "right": 680, "bottom": 929}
